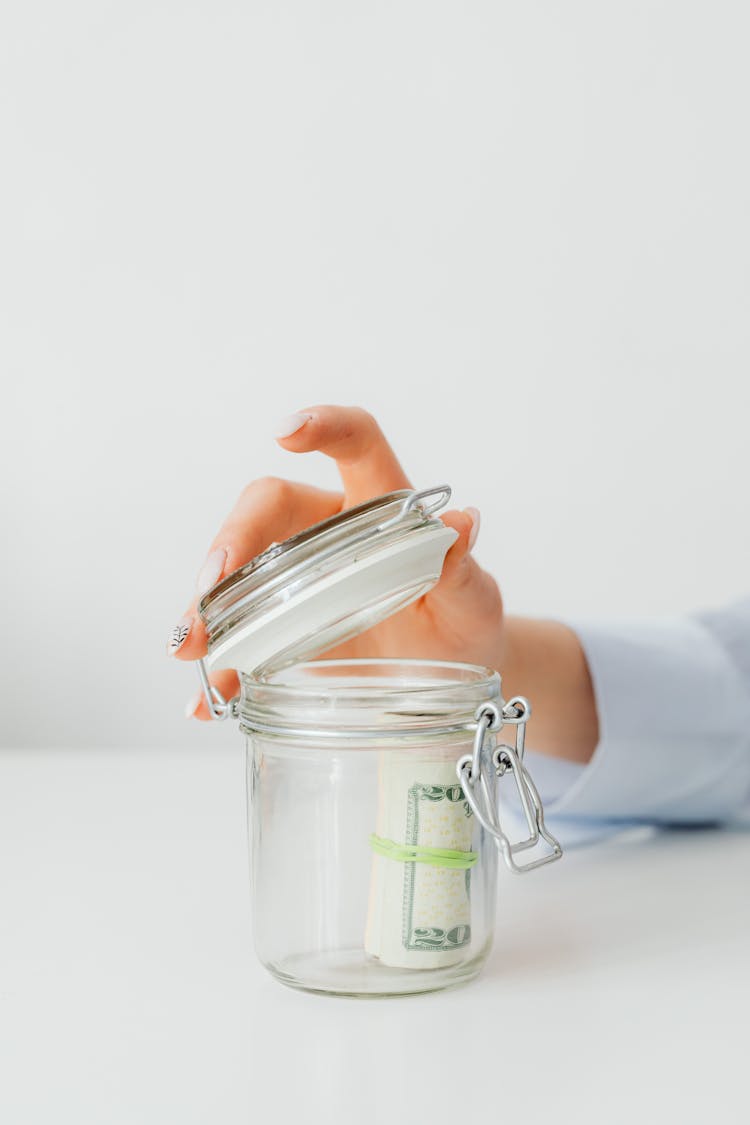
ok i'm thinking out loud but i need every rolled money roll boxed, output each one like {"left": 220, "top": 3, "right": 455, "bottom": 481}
{"left": 365, "top": 752, "right": 475, "bottom": 970}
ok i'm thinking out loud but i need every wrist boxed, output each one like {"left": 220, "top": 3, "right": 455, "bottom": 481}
{"left": 495, "top": 616, "right": 599, "bottom": 765}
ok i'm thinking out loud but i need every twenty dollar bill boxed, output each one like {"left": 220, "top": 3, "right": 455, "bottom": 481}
{"left": 365, "top": 753, "right": 475, "bottom": 969}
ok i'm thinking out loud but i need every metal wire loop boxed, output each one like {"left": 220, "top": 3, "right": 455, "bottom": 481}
{"left": 378, "top": 485, "right": 453, "bottom": 532}
{"left": 196, "top": 658, "right": 237, "bottom": 721}
{"left": 456, "top": 696, "right": 563, "bottom": 874}
{"left": 501, "top": 696, "right": 531, "bottom": 722}
{"left": 399, "top": 484, "right": 453, "bottom": 519}
{"left": 467, "top": 702, "right": 501, "bottom": 782}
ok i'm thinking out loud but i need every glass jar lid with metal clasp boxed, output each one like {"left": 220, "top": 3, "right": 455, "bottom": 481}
{"left": 188, "top": 485, "right": 562, "bottom": 996}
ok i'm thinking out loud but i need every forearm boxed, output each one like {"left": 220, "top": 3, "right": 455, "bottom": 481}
{"left": 497, "top": 617, "right": 599, "bottom": 765}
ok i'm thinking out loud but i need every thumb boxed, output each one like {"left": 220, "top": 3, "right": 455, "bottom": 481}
{"left": 427, "top": 506, "right": 500, "bottom": 619}
{"left": 437, "top": 507, "right": 481, "bottom": 586}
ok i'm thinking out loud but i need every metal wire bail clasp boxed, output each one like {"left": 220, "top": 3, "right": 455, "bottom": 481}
{"left": 195, "top": 659, "right": 238, "bottom": 722}
{"left": 456, "top": 699, "right": 563, "bottom": 874}
{"left": 377, "top": 484, "right": 453, "bottom": 531}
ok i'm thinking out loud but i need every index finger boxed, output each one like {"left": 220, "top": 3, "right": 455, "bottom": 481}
{"left": 275, "top": 405, "right": 412, "bottom": 505}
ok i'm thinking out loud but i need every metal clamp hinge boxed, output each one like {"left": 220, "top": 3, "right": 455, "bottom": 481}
{"left": 376, "top": 484, "right": 453, "bottom": 532}
{"left": 196, "top": 659, "right": 239, "bottom": 721}
{"left": 456, "top": 699, "right": 563, "bottom": 874}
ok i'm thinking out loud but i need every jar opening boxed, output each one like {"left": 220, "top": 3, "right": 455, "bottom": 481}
{"left": 239, "top": 658, "right": 501, "bottom": 740}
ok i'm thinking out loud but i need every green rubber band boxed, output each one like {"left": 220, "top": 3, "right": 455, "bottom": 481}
{"left": 369, "top": 833, "right": 478, "bottom": 869}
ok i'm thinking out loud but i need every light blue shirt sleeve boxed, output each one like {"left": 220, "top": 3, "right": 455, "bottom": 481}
{"left": 518, "top": 599, "right": 750, "bottom": 846}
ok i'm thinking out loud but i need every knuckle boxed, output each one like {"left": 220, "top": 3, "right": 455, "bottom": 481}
{"left": 241, "top": 475, "right": 289, "bottom": 504}
{"left": 350, "top": 407, "right": 380, "bottom": 443}
{"left": 482, "top": 573, "right": 503, "bottom": 613}
{"left": 353, "top": 406, "right": 377, "bottom": 429}
{"left": 485, "top": 573, "right": 501, "bottom": 602}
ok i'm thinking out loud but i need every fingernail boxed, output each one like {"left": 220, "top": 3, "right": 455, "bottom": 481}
{"left": 197, "top": 547, "right": 227, "bottom": 596}
{"left": 464, "top": 507, "right": 481, "bottom": 551}
{"left": 185, "top": 692, "right": 202, "bottom": 719}
{"left": 274, "top": 412, "right": 312, "bottom": 439}
{"left": 167, "top": 615, "right": 193, "bottom": 656}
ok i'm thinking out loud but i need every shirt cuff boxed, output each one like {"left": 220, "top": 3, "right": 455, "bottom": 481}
{"left": 541, "top": 617, "right": 750, "bottom": 825}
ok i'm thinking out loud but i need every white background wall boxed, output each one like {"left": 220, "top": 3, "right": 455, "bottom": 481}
{"left": 1, "top": 1, "right": 748, "bottom": 750}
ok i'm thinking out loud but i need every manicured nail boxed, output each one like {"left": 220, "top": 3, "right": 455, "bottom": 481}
{"left": 274, "top": 412, "right": 312, "bottom": 439}
{"left": 167, "top": 615, "right": 193, "bottom": 656}
{"left": 197, "top": 547, "right": 227, "bottom": 597}
{"left": 464, "top": 507, "right": 481, "bottom": 551}
{"left": 185, "top": 692, "right": 202, "bottom": 719}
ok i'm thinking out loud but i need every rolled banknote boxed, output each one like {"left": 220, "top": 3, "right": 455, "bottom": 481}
{"left": 365, "top": 752, "right": 476, "bottom": 969}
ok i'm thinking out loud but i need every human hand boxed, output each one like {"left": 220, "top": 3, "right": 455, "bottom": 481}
{"left": 168, "top": 406, "right": 504, "bottom": 720}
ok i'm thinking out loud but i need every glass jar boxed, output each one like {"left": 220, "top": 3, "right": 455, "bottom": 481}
{"left": 192, "top": 486, "right": 562, "bottom": 997}
{"left": 241, "top": 658, "right": 502, "bottom": 996}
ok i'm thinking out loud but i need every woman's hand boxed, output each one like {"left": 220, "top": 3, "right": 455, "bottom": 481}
{"left": 168, "top": 405, "right": 505, "bottom": 720}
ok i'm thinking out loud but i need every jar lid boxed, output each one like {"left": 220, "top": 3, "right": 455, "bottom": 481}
{"left": 198, "top": 485, "right": 458, "bottom": 676}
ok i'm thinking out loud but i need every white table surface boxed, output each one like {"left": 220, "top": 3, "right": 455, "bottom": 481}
{"left": 1, "top": 747, "right": 748, "bottom": 1125}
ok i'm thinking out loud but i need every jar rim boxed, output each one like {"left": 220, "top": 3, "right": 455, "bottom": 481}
{"left": 239, "top": 658, "right": 502, "bottom": 740}
{"left": 248, "top": 657, "right": 498, "bottom": 691}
